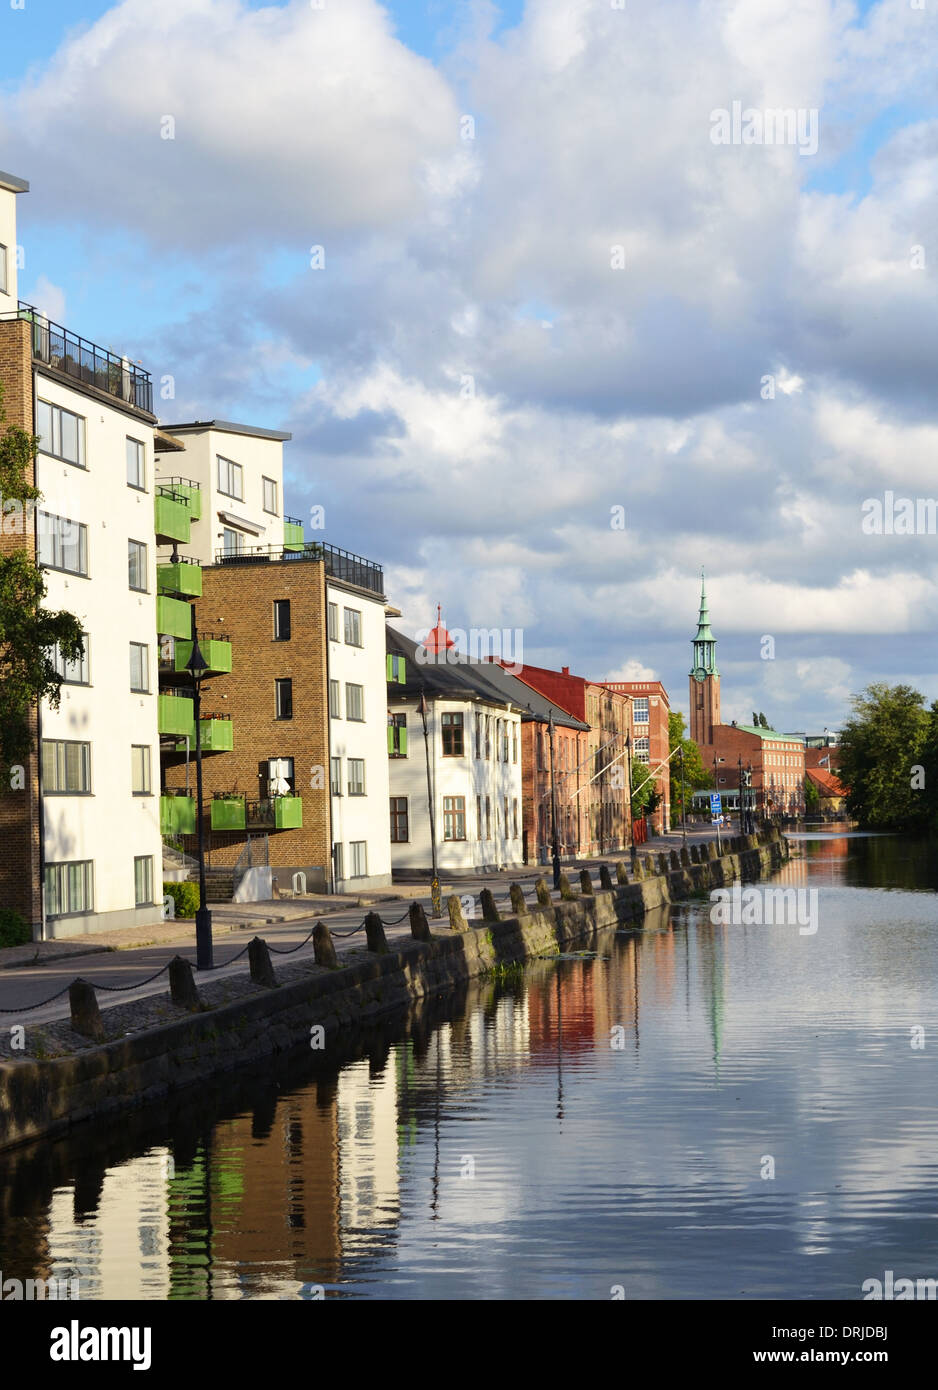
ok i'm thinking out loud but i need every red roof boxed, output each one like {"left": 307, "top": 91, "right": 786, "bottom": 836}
{"left": 806, "top": 768, "right": 847, "bottom": 797}
{"left": 421, "top": 604, "right": 455, "bottom": 655}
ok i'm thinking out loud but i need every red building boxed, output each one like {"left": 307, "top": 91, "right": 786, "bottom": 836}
{"left": 603, "top": 679, "right": 671, "bottom": 833}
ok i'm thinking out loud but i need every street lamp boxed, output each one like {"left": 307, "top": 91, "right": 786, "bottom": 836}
{"left": 184, "top": 608, "right": 212, "bottom": 970}
{"left": 417, "top": 690, "right": 441, "bottom": 917}
{"left": 680, "top": 742, "right": 687, "bottom": 846}
{"left": 548, "top": 708, "right": 561, "bottom": 890}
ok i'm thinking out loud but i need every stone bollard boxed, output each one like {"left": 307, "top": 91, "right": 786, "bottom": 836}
{"left": 632, "top": 857, "right": 644, "bottom": 880}
{"left": 313, "top": 920, "right": 338, "bottom": 968}
{"left": 249, "top": 936, "right": 278, "bottom": 988}
{"left": 364, "top": 911, "right": 390, "bottom": 954}
{"left": 409, "top": 900, "right": 432, "bottom": 942}
{"left": 447, "top": 895, "right": 469, "bottom": 932}
{"left": 659, "top": 853, "right": 671, "bottom": 876}
{"left": 534, "top": 877, "right": 552, "bottom": 907}
{"left": 615, "top": 860, "right": 629, "bottom": 884}
{"left": 169, "top": 955, "right": 201, "bottom": 1011}
{"left": 599, "top": 865, "right": 614, "bottom": 891}
{"left": 669, "top": 850, "right": 681, "bottom": 870}
{"left": 69, "top": 979, "right": 105, "bottom": 1041}
{"left": 558, "top": 872, "right": 575, "bottom": 900}
{"left": 689, "top": 845, "right": 699, "bottom": 864}
{"left": 579, "top": 869, "right": 594, "bottom": 895}
{"left": 680, "top": 847, "right": 691, "bottom": 868}
{"left": 509, "top": 883, "right": 528, "bottom": 917}
{"left": 708, "top": 841, "right": 719, "bottom": 860}
{"left": 479, "top": 888, "right": 502, "bottom": 922}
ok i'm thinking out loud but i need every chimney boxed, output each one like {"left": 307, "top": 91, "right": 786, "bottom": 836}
{"left": 561, "top": 666, "right": 569, "bottom": 675}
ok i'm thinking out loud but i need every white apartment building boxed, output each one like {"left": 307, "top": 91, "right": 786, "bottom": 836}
{"left": 0, "top": 171, "right": 164, "bottom": 937}
{"left": 386, "top": 625, "right": 524, "bottom": 875}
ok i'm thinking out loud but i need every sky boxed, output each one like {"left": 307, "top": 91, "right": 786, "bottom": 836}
{"left": 2, "top": 0, "right": 937, "bottom": 735}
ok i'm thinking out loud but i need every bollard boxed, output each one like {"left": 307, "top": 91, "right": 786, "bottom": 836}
{"left": 509, "top": 883, "right": 528, "bottom": 917}
{"left": 690, "top": 845, "right": 699, "bottom": 864}
{"left": 69, "top": 979, "right": 105, "bottom": 1041}
{"left": 534, "top": 877, "right": 552, "bottom": 907}
{"left": 248, "top": 936, "right": 278, "bottom": 988}
{"left": 680, "top": 847, "right": 691, "bottom": 868}
{"left": 479, "top": 888, "right": 501, "bottom": 922}
{"left": 659, "top": 853, "right": 671, "bottom": 876}
{"left": 558, "top": 873, "right": 575, "bottom": 901}
{"left": 169, "top": 955, "right": 201, "bottom": 1011}
{"left": 615, "top": 860, "right": 629, "bottom": 884}
{"left": 669, "top": 850, "right": 681, "bottom": 870}
{"left": 579, "top": 869, "right": 594, "bottom": 895}
{"left": 447, "top": 895, "right": 468, "bottom": 932}
{"left": 409, "top": 900, "right": 432, "bottom": 942}
{"left": 599, "top": 865, "right": 614, "bottom": 891}
{"left": 313, "top": 920, "right": 338, "bottom": 968}
{"left": 364, "top": 911, "right": 390, "bottom": 954}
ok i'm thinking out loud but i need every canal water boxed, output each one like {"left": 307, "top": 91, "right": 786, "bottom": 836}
{"left": 2, "top": 828, "right": 937, "bottom": 1301}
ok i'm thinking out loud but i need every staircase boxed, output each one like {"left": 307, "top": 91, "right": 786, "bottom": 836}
{"left": 185, "top": 867, "right": 235, "bottom": 903}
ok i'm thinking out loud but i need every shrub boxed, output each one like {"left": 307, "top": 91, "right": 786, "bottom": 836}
{"left": 0, "top": 908, "right": 30, "bottom": 948}
{"left": 163, "top": 881, "right": 200, "bottom": 919}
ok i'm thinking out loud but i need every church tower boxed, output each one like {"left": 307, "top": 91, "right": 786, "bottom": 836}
{"left": 689, "top": 571, "right": 721, "bottom": 747}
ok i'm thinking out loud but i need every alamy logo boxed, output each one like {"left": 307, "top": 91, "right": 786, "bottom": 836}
{"left": 862, "top": 1270, "right": 938, "bottom": 1300}
{"left": 413, "top": 626, "right": 524, "bottom": 675}
{"left": 710, "top": 101, "right": 819, "bottom": 156}
{"left": 50, "top": 1321, "right": 151, "bottom": 1371}
{"left": 709, "top": 884, "right": 818, "bottom": 935}
{"left": 1, "top": 1272, "right": 79, "bottom": 1300}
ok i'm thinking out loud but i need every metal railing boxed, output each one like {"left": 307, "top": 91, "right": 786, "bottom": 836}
{"left": 212, "top": 541, "right": 384, "bottom": 595}
{"left": 7, "top": 301, "right": 153, "bottom": 414}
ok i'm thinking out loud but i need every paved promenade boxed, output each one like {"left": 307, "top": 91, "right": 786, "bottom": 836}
{"left": 0, "top": 826, "right": 728, "bottom": 1028}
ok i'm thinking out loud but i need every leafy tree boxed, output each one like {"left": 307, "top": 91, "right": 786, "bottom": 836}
{"left": 668, "top": 710, "right": 712, "bottom": 826}
{"left": 0, "top": 385, "right": 84, "bottom": 778}
{"left": 837, "top": 683, "right": 928, "bottom": 830}
{"left": 804, "top": 776, "right": 820, "bottom": 813}
{"left": 758, "top": 712, "right": 770, "bottom": 729}
{"left": 630, "top": 757, "right": 661, "bottom": 818}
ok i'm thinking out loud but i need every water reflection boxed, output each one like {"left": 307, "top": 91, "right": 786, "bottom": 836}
{"left": 3, "top": 832, "right": 938, "bottom": 1300}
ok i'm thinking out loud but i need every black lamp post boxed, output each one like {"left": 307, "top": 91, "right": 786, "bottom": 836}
{"left": 417, "top": 690, "right": 441, "bottom": 916}
{"left": 185, "top": 609, "right": 213, "bottom": 969}
{"left": 548, "top": 709, "right": 561, "bottom": 890}
{"left": 680, "top": 742, "right": 687, "bottom": 846}
{"left": 625, "top": 731, "right": 637, "bottom": 865}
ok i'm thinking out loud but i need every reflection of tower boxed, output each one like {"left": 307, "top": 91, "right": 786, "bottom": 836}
{"left": 689, "top": 570, "right": 721, "bottom": 747}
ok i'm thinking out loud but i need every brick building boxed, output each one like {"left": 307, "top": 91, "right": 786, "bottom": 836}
{"left": 602, "top": 679, "right": 671, "bottom": 832}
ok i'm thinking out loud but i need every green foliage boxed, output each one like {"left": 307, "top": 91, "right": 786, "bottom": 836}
{"left": 838, "top": 683, "right": 929, "bottom": 830}
{"left": 668, "top": 710, "right": 712, "bottom": 826}
{"left": 163, "top": 881, "right": 201, "bottom": 918}
{"left": 630, "top": 757, "right": 661, "bottom": 817}
{"left": 0, "top": 907, "right": 30, "bottom": 948}
{"left": 0, "top": 384, "right": 85, "bottom": 775}
{"left": 804, "top": 776, "right": 820, "bottom": 813}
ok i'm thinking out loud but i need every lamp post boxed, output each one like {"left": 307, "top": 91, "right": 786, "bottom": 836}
{"left": 548, "top": 709, "right": 561, "bottom": 890}
{"left": 418, "top": 690, "right": 441, "bottom": 917}
{"left": 680, "top": 742, "right": 687, "bottom": 846}
{"left": 625, "top": 731, "right": 637, "bottom": 865}
{"left": 184, "top": 608, "right": 212, "bottom": 970}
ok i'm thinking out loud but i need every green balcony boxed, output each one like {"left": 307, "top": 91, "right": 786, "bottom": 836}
{"left": 176, "top": 717, "right": 233, "bottom": 753}
{"left": 211, "top": 797, "right": 246, "bottom": 831}
{"left": 158, "top": 692, "right": 195, "bottom": 739}
{"left": 274, "top": 796, "right": 302, "bottom": 830}
{"left": 154, "top": 493, "right": 191, "bottom": 545}
{"left": 172, "top": 483, "right": 201, "bottom": 520}
{"left": 284, "top": 517, "right": 304, "bottom": 551}
{"left": 174, "top": 638, "right": 233, "bottom": 676}
{"left": 157, "top": 560, "right": 202, "bottom": 598}
{"left": 160, "top": 794, "right": 197, "bottom": 836}
{"left": 156, "top": 594, "right": 192, "bottom": 640}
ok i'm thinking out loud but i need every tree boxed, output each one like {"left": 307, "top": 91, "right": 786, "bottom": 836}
{"left": 837, "top": 683, "right": 928, "bottom": 830}
{"left": 668, "top": 710, "right": 712, "bottom": 826}
{"left": 630, "top": 756, "right": 661, "bottom": 819}
{"left": 804, "top": 776, "right": 820, "bottom": 814}
{"left": 758, "top": 712, "right": 770, "bottom": 729}
{"left": 0, "top": 385, "right": 85, "bottom": 778}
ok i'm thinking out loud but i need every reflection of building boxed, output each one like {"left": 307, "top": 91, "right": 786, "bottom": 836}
{"left": 337, "top": 1060, "right": 401, "bottom": 1242}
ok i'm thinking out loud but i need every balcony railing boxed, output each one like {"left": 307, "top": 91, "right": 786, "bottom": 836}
{"left": 7, "top": 302, "right": 153, "bottom": 414}
{"left": 158, "top": 477, "right": 202, "bottom": 520}
{"left": 213, "top": 541, "right": 384, "bottom": 596}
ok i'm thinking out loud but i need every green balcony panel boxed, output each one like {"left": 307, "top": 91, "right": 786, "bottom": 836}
{"left": 176, "top": 718, "right": 233, "bottom": 753}
{"left": 284, "top": 520, "right": 304, "bottom": 552}
{"left": 160, "top": 795, "right": 197, "bottom": 836}
{"left": 158, "top": 561, "right": 202, "bottom": 598}
{"left": 154, "top": 493, "right": 191, "bottom": 545}
{"left": 156, "top": 595, "right": 193, "bottom": 640}
{"left": 274, "top": 796, "right": 303, "bottom": 830}
{"left": 211, "top": 798, "right": 246, "bottom": 831}
{"left": 174, "top": 638, "right": 233, "bottom": 676}
{"left": 174, "top": 483, "right": 202, "bottom": 520}
{"left": 158, "top": 693, "right": 196, "bottom": 739}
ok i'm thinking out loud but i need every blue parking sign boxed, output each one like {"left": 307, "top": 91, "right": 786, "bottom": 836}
{"left": 709, "top": 792, "right": 722, "bottom": 818}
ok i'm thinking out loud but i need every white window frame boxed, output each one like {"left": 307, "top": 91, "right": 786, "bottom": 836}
{"left": 37, "top": 400, "right": 85, "bottom": 468}
{"left": 130, "top": 642, "right": 150, "bottom": 694}
{"left": 343, "top": 607, "right": 362, "bottom": 646}
{"left": 128, "top": 539, "right": 148, "bottom": 592}
{"left": 262, "top": 476, "right": 278, "bottom": 514}
{"left": 126, "top": 437, "right": 146, "bottom": 490}
{"left": 41, "top": 740, "right": 91, "bottom": 795}
{"left": 346, "top": 683, "right": 365, "bottom": 721}
{"left": 134, "top": 855, "right": 154, "bottom": 907}
{"left": 45, "top": 860, "right": 94, "bottom": 918}
{"left": 38, "top": 513, "right": 88, "bottom": 576}
{"left": 131, "top": 744, "right": 152, "bottom": 796}
{"left": 217, "top": 455, "right": 243, "bottom": 501}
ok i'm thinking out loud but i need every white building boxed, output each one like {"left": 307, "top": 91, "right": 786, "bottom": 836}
{"left": 386, "top": 622, "right": 525, "bottom": 875}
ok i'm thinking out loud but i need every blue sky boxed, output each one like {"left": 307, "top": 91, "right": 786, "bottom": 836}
{"left": 2, "top": 0, "right": 938, "bottom": 732}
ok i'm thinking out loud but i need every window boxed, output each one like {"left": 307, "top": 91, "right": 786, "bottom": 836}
{"left": 327, "top": 603, "right": 339, "bottom": 641}
{"left": 386, "top": 652, "right": 406, "bottom": 683}
{"left": 273, "top": 599, "right": 291, "bottom": 641}
{"left": 504, "top": 796, "right": 509, "bottom": 833}
{"left": 485, "top": 795, "right": 491, "bottom": 839}
{"left": 134, "top": 856, "right": 154, "bottom": 907}
{"left": 217, "top": 455, "right": 243, "bottom": 500}
{"left": 38, "top": 513, "right": 87, "bottom": 576}
{"left": 388, "top": 712, "right": 407, "bottom": 756}
{"left": 329, "top": 679, "right": 341, "bottom": 718}
{"left": 346, "top": 683, "right": 365, "bottom": 721}
{"left": 42, "top": 740, "right": 91, "bottom": 794}
{"left": 37, "top": 401, "right": 85, "bottom": 468}
{"left": 512, "top": 727, "right": 518, "bottom": 763}
{"left": 443, "top": 795, "right": 466, "bottom": 841}
{"left": 632, "top": 696, "right": 649, "bottom": 724}
{"left": 262, "top": 476, "right": 278, "bottom": 514}
{"left": 350, "top": 841, "right": 368, "bottom": 878}
{"left": 45, "top": 860, "right": 94, "bottom": 918}
{"left": 344, "top": 607, "right": 362, "bottom": 646}
{"left": 126, "top": 438, "right": 145, "bottom": 489}
{"left": 333, "top": 842, "right": 344, "bottom": 881}
{"left": 441, "top": 711, "right": 464, "bottom": 756}
{"left": 348, "top": 758, "right": 366, "bottom": 796}
{"left": 128, "top": 539, "right": 147, "bottom": 592}
{"left": 390, "top": 796, "right": 409, "bottom": 843}
{"left": 129, "top": 642, "right": 150, "bottom": 693}
{"left": 474, "top": 713, "right": 481, "bottom": 759}
{"left": 275, "top": 678, "right": 293, "bottom": 720}
{"left": 0, "top": 244, "right": 6, "bottom": 295}
{"left": 513, "top": 799, "right": 519, "bottom": 837}
{"left": 268, "top": 756, "right": 295, "bottom": 793}
{"left": 485, "top": 716, "right": 491, "bottom": 760}
{"left": 222, "top": 527, "right": 244, "bottom": 556}
{"left": 330, "top": 757, "right": 342, "bottom": 796}
{"left": 634, "top": 736, "right": 650, "bottom": 762}
{"left": 51, "top": 633, "right": 89, "bottom": 685}
{"left": 131, "top": 745, "right": 151, "bottom": 795}
{"left": 501, "top": 722, "right": 509, "bottom": 762}
{"left": 477, "top": 794, "right": 483, "bottom": 838}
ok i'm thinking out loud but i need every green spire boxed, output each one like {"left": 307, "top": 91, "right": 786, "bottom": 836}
{"left": 690, "top": 568, "right": 720, "bottom": 676}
